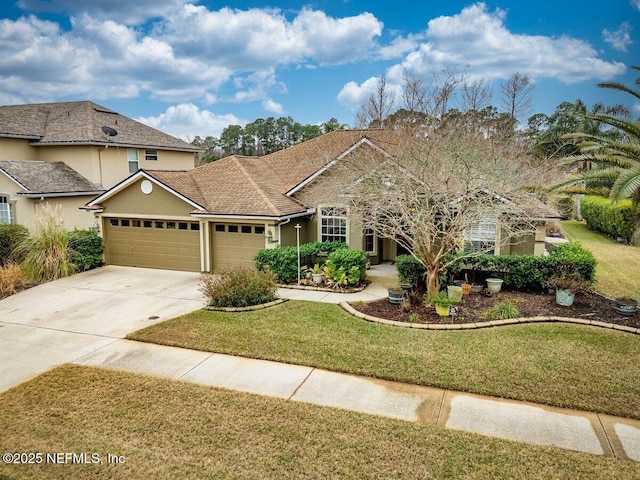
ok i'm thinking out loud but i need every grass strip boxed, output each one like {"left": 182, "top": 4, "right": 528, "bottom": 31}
{"left": 128, "top": 300, "right": 640, "bottom": 419}
{"left": 1, "top": 365, "right": 638, "bottom": 480}
{"left": 560, "top": 220, "right": 640, "bottom": 299}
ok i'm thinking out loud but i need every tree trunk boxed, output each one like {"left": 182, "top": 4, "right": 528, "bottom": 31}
{"left": 425, "top": 265, "right": 440, "bottom": 295}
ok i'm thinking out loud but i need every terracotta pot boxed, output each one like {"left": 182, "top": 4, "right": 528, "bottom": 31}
{"left": 461, "top": 283, "right": 472, "bottom": 295}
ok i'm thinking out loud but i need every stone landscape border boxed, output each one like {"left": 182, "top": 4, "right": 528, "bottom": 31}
{"left": 205, "top": 299, "right": 288, "bottom": 312}
{"left": 339, "top": 302, "right": 640, "bottom": 335}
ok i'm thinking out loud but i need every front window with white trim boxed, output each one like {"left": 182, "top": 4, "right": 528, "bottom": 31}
{"left": 0, "top": 196, "right": 13, "bottom": 224}
{"left": 464, "top": 216, "right": 497, "bottom": 254}
{"left": 127, "top": 149, "right": 139, "bottom": 173}
{"left": 320, "top": 207, "right": 347, "bottom": 243}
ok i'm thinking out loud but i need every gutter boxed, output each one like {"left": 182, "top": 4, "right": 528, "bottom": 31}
{"left": 190, "top": 208, "right": 316, "bottom": 222}
{"left": 17, "top": 190, "right": 106, "bottom": 198}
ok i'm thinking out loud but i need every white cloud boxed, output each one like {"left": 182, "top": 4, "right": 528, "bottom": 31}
{"left": 261, "top": 99, "right": 284, "bottom": 115}
{"left": 393, "top": 3, "right": 625, "bottom": 84}
{"left": 337, "top": 76, "right": 402, "bottom": 109}
{"left": 136, "top": 103, "right": 243, "bottom": 140}
{"left": 603, "top": 22, "right": 633, "bottom": 52}
{"left": 632, "top": 0, "right": 640, "bottom": 11}
{"left": 0, "top": 5, "right": 383, "bottom": 109}
{"left": 17, "top": 0, "right": 188, "bottom": 25}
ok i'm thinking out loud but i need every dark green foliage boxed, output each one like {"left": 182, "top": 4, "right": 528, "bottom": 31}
{"left": 326, "top": 248, "right": 368, "bottom": 286}
{"left": 255, "top": 241, "right": 347, "bottom": 283}
{"left": 201, "top": 267, "right": 277, "bottom": 308}
{"left": 395, "top": 255, "right": 426, "bottom": 285}
{"left": 580, "top": 196, "right": 639, "bottom": 243}
{"left": 442, "top": 242, "right": 596, "bottom": 291}
{"left": 68, "top": 229, "right": 104, "bottom": 272}
{"left": 0, "top": 224, "right": 28, "bottom": 266}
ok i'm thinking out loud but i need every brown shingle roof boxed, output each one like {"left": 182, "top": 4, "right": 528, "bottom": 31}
{"left": 0, "top": 101, "right": 201, "bottom": 152}
{"left": 147, "top": 156, "right": 307, "bottom": 217}
{"left": 0, "top": 160, "right": 103, "bottom": 195}
{"left": 263, "top": 129, "right": 402, "bottom": 192}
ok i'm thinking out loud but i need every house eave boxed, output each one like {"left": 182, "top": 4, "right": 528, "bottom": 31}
{"left": 17, "top": 190, "right": 105, "bottom": 198}
{"left": 190, "top": 209, "right": 315, "bottom": 222}
{"left": 29, "top": 141, "right": 202, "bottom": 153}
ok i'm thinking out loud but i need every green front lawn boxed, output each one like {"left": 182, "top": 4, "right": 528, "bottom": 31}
{"left": 1, "top": 365, "right": 638, "bottom": 480}
{"left": 561, "top": 220, "right": 640, "bottom": 299}
{"left": 128, "top": 301, "right": 640, "bottom": 419}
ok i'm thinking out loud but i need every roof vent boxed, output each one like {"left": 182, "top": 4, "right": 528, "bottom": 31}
{"left": 101, "top": 126, "right": 118, "bottom": 140}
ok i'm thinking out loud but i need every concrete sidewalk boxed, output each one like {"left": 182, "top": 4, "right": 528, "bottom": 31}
{"left": 73, "top": 339, "right": 640, "bottom": 463}
{"left": 276, "top": 261, "right": 395, "bottom": 303}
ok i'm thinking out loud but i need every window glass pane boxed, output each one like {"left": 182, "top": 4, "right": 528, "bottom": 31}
{"left": 228, "top": 225, "right": 239, "bottom": 233}
{"left": 241, "top": 225, "right": 252, "bottom": 234}
{"left": 145, "top": 150, "right": 158, "bottom": 161}
{"left": 110, "top": 219, "right": 118, "bottom": 226}
{"left": 215, "top": 224, "right": 225, "bottom": 232}
{"left": 155, "top": 221, "right": 164, "bottom": 228}
{"left": 132, "top": 220, "right": 141, "bottom": 227}
{"left": 255, "top": 226, "right": 265, "bottom": 234}
{"left": 127, "top": 149, "right": 139, "bottom": 173}
{"left": 143, "top": 220, "right": 152, "bottom": 228}
{"left": 178, "top": 222, "right": 188, "bottom": 230}
{"left": 364, "top": 229, "right": 374, "bottom": 252}
{"left": 121, "top": 219, "right": 130, "bottom": 227}
{"left": 320, "top": 206, "right": 347, "bottom": 243}
{"left": 190, "top": 223, "right": 200, "bottom": 231}
{"left": 166, "top": 222, "right": 176, "bottom": 229}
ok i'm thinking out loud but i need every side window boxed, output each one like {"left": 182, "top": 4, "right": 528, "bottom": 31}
{"left": 127, "top": 149, "right": 139, "bottom": 173}
{"left": 145, "top": 150, "right": 158, "bottom": 161}
{"left": 0, "top": 196, "right": 14, "bottom": 224}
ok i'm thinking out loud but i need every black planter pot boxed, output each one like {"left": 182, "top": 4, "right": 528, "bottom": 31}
{"left": 388, "top": 289, "right": 405, "bottom": 305}
{"left": 615, "top": 299, "right": 638, "bottom": 316}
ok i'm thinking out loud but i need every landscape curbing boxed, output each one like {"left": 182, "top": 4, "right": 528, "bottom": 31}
{"left": 204, "top": 298, "right": 288, "bottom": 312}
{"left": 338, "top": 301, "right": 640, "bottom": 334}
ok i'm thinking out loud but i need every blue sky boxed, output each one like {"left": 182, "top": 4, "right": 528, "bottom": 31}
{"left": 1, "top": 0, "right": 638, "bottom": 140}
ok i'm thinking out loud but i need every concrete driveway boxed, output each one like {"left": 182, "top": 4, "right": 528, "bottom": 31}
{"left": 0, "top": 266, "right": 204, "bottom": 392}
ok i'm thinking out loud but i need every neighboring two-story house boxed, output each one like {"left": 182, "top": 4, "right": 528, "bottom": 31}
{"left": 0, "top": 101, "right": 201, "bottom": 230}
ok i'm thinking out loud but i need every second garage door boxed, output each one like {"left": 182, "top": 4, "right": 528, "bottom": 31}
{"left": 211, "top": 223, "right": 266, "bottom": 270}
{"left": 105, "top": 218, "right": 201, "bottom": 271}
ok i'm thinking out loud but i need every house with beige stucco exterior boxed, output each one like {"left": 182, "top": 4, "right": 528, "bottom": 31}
{"left": 0, "top": 100, "right": 201, "bottom": 230}
{"left": 86, "top": 129, "right": 560, "bottom": 272}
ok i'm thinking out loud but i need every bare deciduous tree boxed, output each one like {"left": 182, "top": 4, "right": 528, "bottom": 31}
{"left": 332, "top": 128, "right": 555, "bottom": 294}
{"left": 501, "top": 73, "right": 534, "bottom": 122}
{"left": 461, "top": 77, "right": 492, "bottom": 112}
{"left": 355, "top": 74, "right": 396, "bottom": 128}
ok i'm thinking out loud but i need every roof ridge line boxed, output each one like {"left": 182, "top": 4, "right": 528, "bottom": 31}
{"left": 232, "top": 156, "right": 281, "bottom": 216}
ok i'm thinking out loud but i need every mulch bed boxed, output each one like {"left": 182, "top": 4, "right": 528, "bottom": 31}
{"left": 351, "top": 290, "right": 640, "bottom": 328}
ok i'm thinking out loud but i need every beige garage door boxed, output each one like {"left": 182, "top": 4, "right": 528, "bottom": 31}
{"left": 211, "top": 223, "right": 266, "bottom": 270}
{"left": 105, "top": 218, "right": 201, "bottom": 272}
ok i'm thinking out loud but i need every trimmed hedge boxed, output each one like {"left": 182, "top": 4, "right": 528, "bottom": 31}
{"left": 255, "top": 241, "right": 347, "bottom": 283}
{"left": 396, "top": 242, "right": 596, "bottom": 292}
{"left": 0, "top": 224, "right": 28, "bottom": 266}
{"left": 68, "top": 229, "right": 104, "bottom": 272}
{"left": 581, "top": 196, "right": 639, "bottom": 243}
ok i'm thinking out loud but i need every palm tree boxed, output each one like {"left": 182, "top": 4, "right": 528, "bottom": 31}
{"left": 555, "top": 66, "right": 640, "bottom": 206}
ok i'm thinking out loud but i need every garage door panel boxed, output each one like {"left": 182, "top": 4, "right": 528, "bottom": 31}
{"left": 105, "top": 218, "right": 201, "bottom": 272}
{"left": 211, "top": 223, "right": 266, "bottom": 271}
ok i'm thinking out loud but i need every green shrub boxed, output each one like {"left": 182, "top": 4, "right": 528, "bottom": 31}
{"left": 0, "top": 224, "right": 28, "bottom": 266}
{"left": 581, "top": 196, "right": 639, "bottom": 243}
{"left": 255, "top": 241, "right": 347, "bottom": 283}
{"left": 395, "top": 255, "right": 426, "bottom": 285}
{"left": 68, "top": 229, "right": 104, "bottom": 272}
{"left": 17, "top": 206, "right": 75, "bottom": 282}
{"left": 201, "top": 267, "right": 277, "bottom": 308}
{"left": 444, "top": 241, "right": 596, "bottom": 291}
{"left": 327, "top": 248, "right": 367, "bottom": 285}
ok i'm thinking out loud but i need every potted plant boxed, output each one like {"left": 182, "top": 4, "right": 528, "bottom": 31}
{"left": 615, "top": 298, "right": 638, "bottom": 316}
{"left": 388, "top": 287, "right": 405, "bottom": 305}
{"left": 546, "top": 267, "right": 589, "bottom": 307}
{"left": 461, "top": 274, "right": 472, "bottom": 295}
{"left": 311, "top": 264, "right": 325, "bottom": 285}
{"left": 428, "top": 291, "right": 454, "bottom": 318}
{"left": 486, "top": 278, "right": 503, "bottom": 293}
